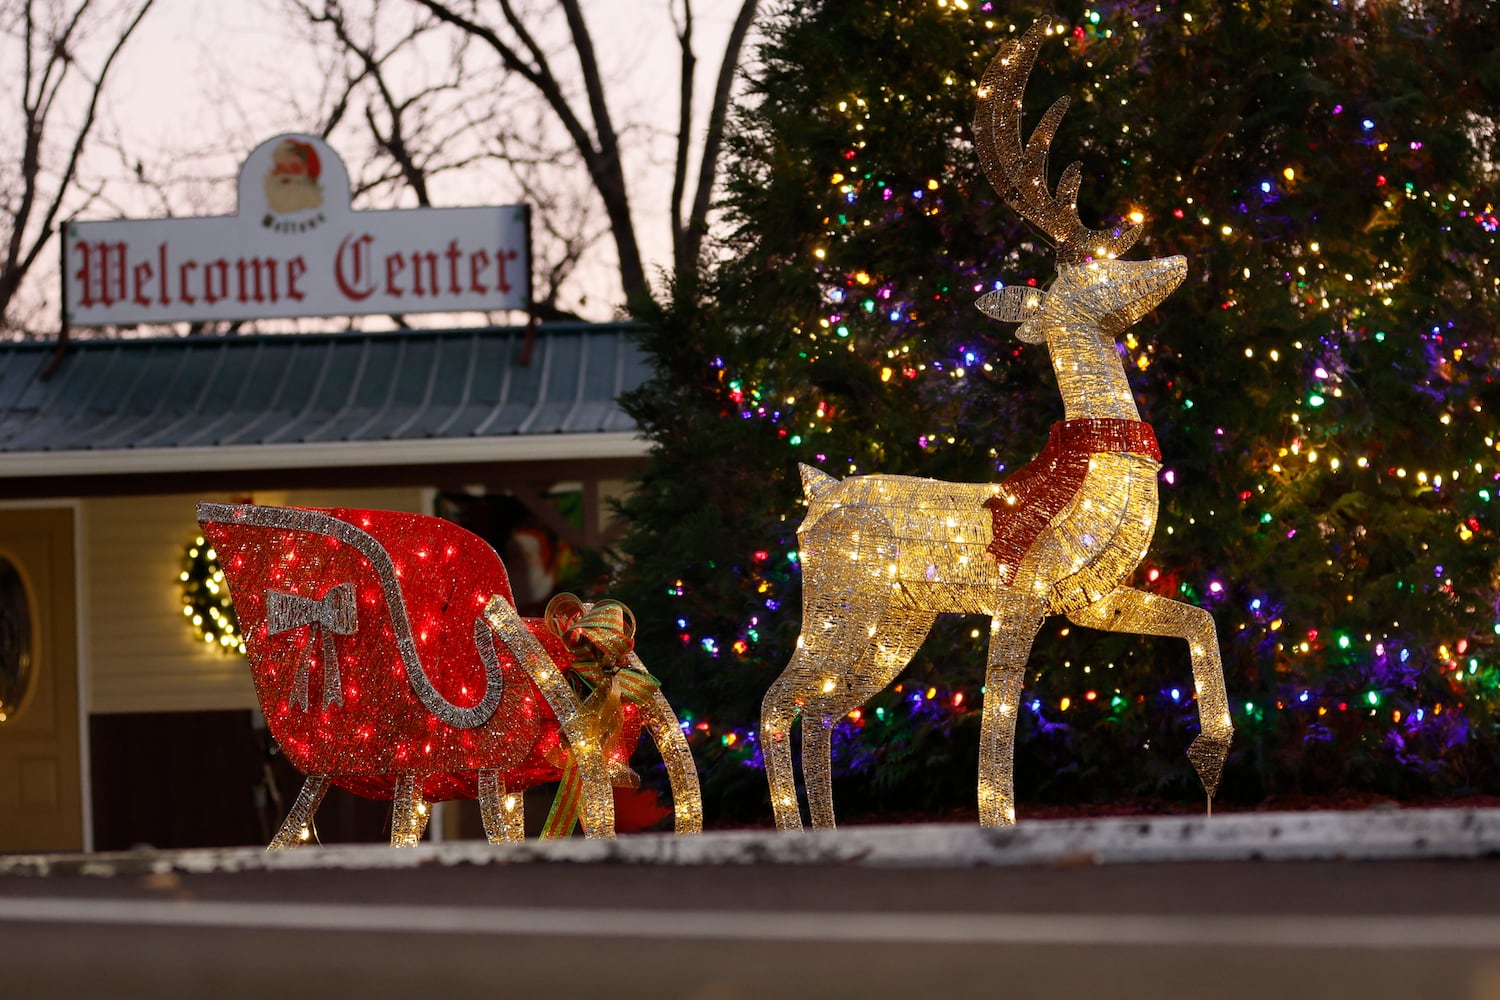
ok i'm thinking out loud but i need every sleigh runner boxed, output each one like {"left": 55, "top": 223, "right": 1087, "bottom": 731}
{"left": 197, "top": 502, "right": 701, "bottom": 846}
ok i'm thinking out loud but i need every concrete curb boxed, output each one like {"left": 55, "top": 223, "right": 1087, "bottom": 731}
{"left": 5, "top": 807, "right": 1500, "bottom": 878}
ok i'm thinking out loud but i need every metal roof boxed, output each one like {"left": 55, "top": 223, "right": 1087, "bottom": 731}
{"left": 0, "top": 323, "right": 651, "bottom": 478}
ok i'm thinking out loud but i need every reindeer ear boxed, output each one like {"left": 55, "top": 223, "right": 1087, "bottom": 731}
{"left": 976, "top": 285, "right": 1047, "bottom": 342}
{"left": 1014, "top": 316, "right": 1047, "bottom": 343}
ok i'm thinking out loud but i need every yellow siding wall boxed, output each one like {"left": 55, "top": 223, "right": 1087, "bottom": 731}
{"left": 84, "top": 487, "right": 429, "bottom": 714}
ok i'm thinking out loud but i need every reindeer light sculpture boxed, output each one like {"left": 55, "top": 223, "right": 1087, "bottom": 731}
{"left": 761, "top": 18, "right": 1232, "bottom": 830}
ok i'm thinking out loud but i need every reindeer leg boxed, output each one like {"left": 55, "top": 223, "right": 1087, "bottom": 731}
{"left": 628, "top": 662, "right": 703, "bottom": 835}
{"left": 804, "top": 611, "right": 939, "bottom": 831}
{"left": 763, "top": 505, "right": 899, "bottom": 831}
{"left": 1068, "top": 587, "right": 1233, "bottom": 805}
{"left": 980, "top": 597, "right": 1047, "bottom": 827}
{"left": 267, "top": 774, "right": 328, "bottom": 850}
{"left": 848, "top": 611, "right": 938, "bottom": 700}
{"left": 760, "top": 613, "right": 874, "bottom": 832}
{"left": 478, "top": 769, "right": 525, "bottom": 843}
{"left": 761, "top": 671, "right": 807, "bottom": 831}
{"left": 391, "top": 773, "right": 429, "bottom": 847}
{"left": 803, "top": 712, "right": 838, "bottom": 829}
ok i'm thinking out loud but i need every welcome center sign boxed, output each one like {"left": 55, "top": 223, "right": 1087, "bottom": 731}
{"left": 63, "top": 134, "right": 530, "bottom": 327}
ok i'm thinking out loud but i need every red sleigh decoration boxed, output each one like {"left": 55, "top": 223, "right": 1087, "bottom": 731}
{"left": 197, "top": 503, "right": 702, "bottom": 847}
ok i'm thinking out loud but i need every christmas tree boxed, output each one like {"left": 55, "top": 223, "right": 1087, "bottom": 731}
{"left": 614, "top": 0, "right": 1500, "bottom": 823}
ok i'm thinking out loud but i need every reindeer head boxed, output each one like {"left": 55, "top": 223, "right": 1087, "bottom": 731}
{"left": 973, "top": 17, "right": 1184, "bottom": 344}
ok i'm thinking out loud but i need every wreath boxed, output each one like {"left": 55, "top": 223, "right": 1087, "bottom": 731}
{"left": 179, "top": 534, "right": 245, "bottom": 655}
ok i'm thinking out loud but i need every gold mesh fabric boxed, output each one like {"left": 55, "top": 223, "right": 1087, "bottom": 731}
{"left": 484, "top": 596, "right": 618, "bottom": 838}
{"left": 267, "top": 774, "right": 328, "bottom": 849}
{"left": 762, "top": 18, "right": 1232, "bottom": 831}
{"left": 972, "top": 15, "right": 1141, "bottom": 265}
{"left": 390, "top": 773, "right": 430, "bottom": 847}
{"left": 478, "top": 769, "right": 526, "bottom": 843}
{"left": 636, "top": 669, "right": 706, "bottom": 836}
{"left": 482, "top": 596, "right": 706, "bottom": 839}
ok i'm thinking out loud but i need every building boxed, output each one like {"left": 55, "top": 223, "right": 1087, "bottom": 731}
{"left": 0, "top": 321, "right": 649, "bottom": 851}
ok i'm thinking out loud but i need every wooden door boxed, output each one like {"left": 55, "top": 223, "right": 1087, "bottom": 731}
{"left": 0, "top": 506, "right": 84, "bottom": 852}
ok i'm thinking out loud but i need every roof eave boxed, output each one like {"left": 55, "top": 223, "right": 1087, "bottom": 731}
{"left": 0, "top": 431, "right": 649, "bottom": 478}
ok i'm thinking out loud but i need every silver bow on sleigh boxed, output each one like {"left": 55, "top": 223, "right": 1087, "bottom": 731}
{"left": 267, "top": 583, "right": 357, "bottom": 710}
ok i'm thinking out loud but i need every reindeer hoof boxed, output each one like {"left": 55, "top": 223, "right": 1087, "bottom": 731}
{"left": 1186, "top": 731, "right": 1231, "bottom": 798}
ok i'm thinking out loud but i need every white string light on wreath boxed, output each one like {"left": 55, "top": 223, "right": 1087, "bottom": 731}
{"left": 179, "top": 534, "right": 246, "bottom": 655}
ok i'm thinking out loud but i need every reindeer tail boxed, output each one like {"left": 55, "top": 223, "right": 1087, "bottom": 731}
{"left": 799, "top": 464, "right": 839, "bottom": 501}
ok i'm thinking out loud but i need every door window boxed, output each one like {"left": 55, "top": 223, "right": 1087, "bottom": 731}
{"left": 0, "top": 556, "right": 34, "bottom": 724}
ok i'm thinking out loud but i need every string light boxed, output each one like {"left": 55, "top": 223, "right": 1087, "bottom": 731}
{"left": 180, "top": 535, "right": 246, "bottom": 656}
{"left": 761, "top": 19, "right": 1229, "bottom": 831}
{"left": 656, "top": 0, "right": 1499, "bottom": 803}
{"left": 198, "top": 503, "right": 703, "bottom": 846}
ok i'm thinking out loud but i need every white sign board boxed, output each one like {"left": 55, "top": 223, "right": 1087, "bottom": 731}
{"left": 63, "top": 134, "right": 530, "bottom": 327}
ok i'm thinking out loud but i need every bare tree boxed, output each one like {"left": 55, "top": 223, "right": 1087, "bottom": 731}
{"left": 289, "top": 0, "right": 496, "bottom": 207}
{"left": 668, "top": 0, "right": 756, "bottom": 278}
{"left": 490, "top": 99, "right": 612, "bottom": 317}
{"left": 286, "top": 0, "right": 758, "bottom": 313}
{"left": 0, "top": 0, "right": 155, "bottom": 335}
{"left": 1, "top": 0, "right": 759, "bottom": 332}
{"left": 405, "top": 0, "right": 759, "bottom": 306}
{"left": 287, "top": 0, "right": 599, "bottom": 315}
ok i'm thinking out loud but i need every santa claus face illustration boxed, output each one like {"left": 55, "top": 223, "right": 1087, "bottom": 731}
{"left": 264, "top": 139, "right": 324, "bottom": 215}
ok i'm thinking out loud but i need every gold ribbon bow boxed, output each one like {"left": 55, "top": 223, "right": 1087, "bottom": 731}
{"left": 267, "top": 582, "right": 356, "bottom": 711}
{"left": 539, "top": 592, "right": 660, "bottom": 838}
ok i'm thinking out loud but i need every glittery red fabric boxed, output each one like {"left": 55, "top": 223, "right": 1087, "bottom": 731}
{"left": 201, "top": 505, "right": 641, "bottom": 802}
{"left": 983, "top": 418, "right": 1160, "bottom": 583}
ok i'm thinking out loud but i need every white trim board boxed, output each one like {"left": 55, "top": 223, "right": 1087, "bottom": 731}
{"left": 0, "top": 432, "right": 649, "bottom": 478}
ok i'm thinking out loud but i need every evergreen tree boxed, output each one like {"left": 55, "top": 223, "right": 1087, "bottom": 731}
{"left": 615, "top": 0, "right": 1500, "bottom": 823}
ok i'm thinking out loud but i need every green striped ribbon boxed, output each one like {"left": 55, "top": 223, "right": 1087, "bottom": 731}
{"left": 539, "top": 593, "right": 660, "bottom": 839}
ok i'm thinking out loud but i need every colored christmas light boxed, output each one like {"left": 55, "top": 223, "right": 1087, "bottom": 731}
{"left": 615, "top": 0, "right": 1500, "bottom": 816}
{"left": 762, "top": 19, "right": 1230, "bottom": 830}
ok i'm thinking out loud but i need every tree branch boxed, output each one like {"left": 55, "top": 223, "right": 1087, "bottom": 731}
{"left": 669, "top": 0, "right": 694, "bottom": 269}
{"left": 311, "top": 0, "right": 432, "bottom": 204}
{"left": 1, "top": 0, "right": 155, "bottom": 325}
{"left": 682, "top": 0, "right": 758, "bottom": 276}
{"left": 413, "top": 0, "right": 646, "bottom": 301}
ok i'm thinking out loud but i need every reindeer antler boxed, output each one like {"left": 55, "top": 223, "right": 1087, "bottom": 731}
{"left": 973, "top": 17, "right": 1141, "bottom": 264}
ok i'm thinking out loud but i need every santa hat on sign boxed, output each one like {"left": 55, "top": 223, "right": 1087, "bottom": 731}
{"left": 287, "top": 139, "right": 321, "bottom": 180}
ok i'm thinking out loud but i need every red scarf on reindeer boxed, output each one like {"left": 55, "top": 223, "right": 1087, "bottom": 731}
{"left": 983, "top": 417, "right": 1161, "bottom": 585}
